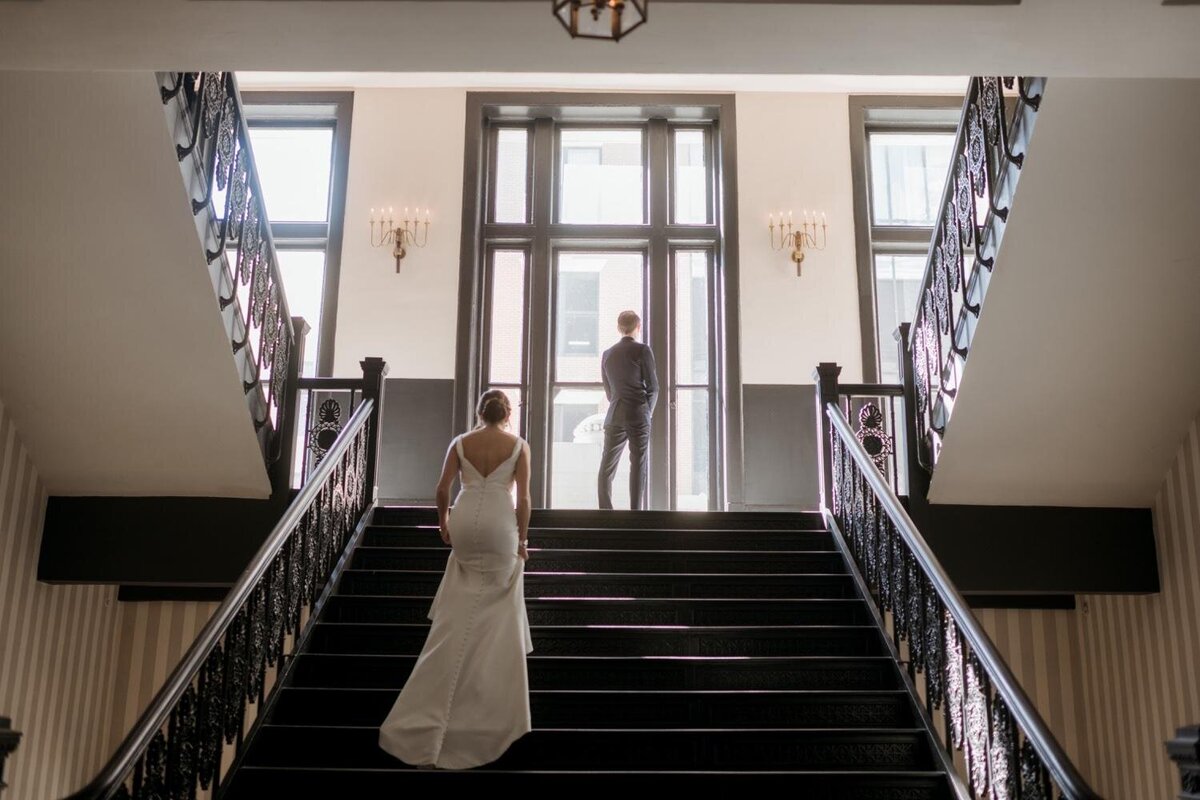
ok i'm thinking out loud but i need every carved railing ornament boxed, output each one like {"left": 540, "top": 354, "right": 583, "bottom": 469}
{"left": 826, "top": 403, "right": 1100, "bottom": 800}
{"left": 853, "top": 403, "right": 894, "bottom": 474}
{"left": 908, "top": 77, "right": 1043, "bottom": 470}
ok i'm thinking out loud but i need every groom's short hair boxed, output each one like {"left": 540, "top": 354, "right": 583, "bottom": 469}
{"left": 617, "top": 310, "right": 641, "bottom": 335}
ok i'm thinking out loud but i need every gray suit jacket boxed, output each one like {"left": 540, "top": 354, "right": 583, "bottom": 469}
{"left": 601, "top": 336, "right": 659, "bottom": 427}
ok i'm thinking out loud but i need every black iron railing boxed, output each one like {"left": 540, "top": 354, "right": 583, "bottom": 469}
{"left": 64, "top": 366, "right": 385, "bottom": 800}
{"left": 160, "top": 72, "right": 296, "bottom": 464}
{"left": 908, "top": 77, "right": 1044, "bottom": 471}
{"left": 814, "top": 363, "right": 909, "bottom": 505}
{"left": 293, "top": 377, "right": 371, "bottom": 488}
{"left": 825, "top": 401, "right": 1099, "bottom": 800}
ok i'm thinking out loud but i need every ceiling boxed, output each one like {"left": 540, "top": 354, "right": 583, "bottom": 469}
{"left": 237, "top": 72, "right": 968, "bottom": 93}
{"left": 0, "top": 71, "right": 272, "bottom": 498}
{"left": 929, "top": 78, "right": 1200, "bottom": 508}
{"left": 1, "top": 1, "right": 1199, "bottom": 78}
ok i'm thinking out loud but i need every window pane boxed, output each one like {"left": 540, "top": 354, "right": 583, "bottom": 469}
{"left": 868, "top": 132, "right": 954, "bottom": 227}
{"left": 488, "top": 251, "right": 526, "bottom": 385}
{"left": 247, "top": 127, "right": 334, "bottom": 222}
{"left": 874, "top": 254, "right": 926, "bottom": 383}
{"left": 559, "top": 129, "right": 644, "bottom": 224}
{"left": 674, "top": 388, "right": 710, "bottom": 510}
{"left": 274, "top": 250, "right": 327, "bottom": 377}
{"left": 674, "top": 251, "right": 710, "bottom": 385}
{"left": 673, "top": 129, "right": 709, "bottom": 224}
{"left": 549, "top": 386, "right": 628, "bottom": 510}
{"left": 554, "top": 252, "right": 644, "bottom": 383}
{"left": 493, "top": 128, "right": 529, "bottom": 223}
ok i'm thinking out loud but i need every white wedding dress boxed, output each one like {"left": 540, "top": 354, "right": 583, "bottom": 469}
{"left": 378, "top": 434, "right": 533, "bottom": 769}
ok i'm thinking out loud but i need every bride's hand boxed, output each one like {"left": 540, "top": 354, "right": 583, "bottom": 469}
{"left": 517, "top": 541, "right": 529, "bottom": 562}
{"left": 439, "top": 521, "right": 452, "bottom": 546}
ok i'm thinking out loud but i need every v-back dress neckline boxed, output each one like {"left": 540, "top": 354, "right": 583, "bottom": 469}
{"left": 456, "top": 434, "right": 522, "bottom": 481}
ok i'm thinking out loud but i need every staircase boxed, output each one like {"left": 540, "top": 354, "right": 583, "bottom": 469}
{"left": 224, "top": 506, "right": 954, "bottom": 798}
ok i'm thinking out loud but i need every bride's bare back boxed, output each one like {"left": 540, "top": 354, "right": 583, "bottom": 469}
{"left": 458, "top": 427, "right": 522, "bottom": 481}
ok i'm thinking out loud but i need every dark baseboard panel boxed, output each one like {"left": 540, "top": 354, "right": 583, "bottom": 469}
{"left": 39, "top": 495, "right": 286, "bottom": 585}
{"left": 964, "top": 594, "right": 1077, "bottom": 610}
{"left": 923, "top": 504, "right": 1159, "bottom": 595}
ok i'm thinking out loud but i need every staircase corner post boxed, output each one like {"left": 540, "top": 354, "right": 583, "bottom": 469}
{"left": 359, "top": 357, "right": 389, "bottom": 506}
{"left": 813, "top": 362, "right": 842, "bottom": 512}
{"left": 1168, "top": 725, "right": 1200, "bottom": 800}
{"left": 0, "top": 716, "right": 21, "bottom": 798}
{"left": 895, "top": 323, "right": 931, "bottom": 523}
{"left": 269, "top": 316, "right": 310, "bottom": 498}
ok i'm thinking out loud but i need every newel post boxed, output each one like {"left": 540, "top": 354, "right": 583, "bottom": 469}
{"left": 0, "top": 717, "right": 21, "bottom": 798}
{"left": 813, "top": 362, "right": 842, "bottom": 512}
{"left": 1168, "top": 726, "right": 1200, "bottom": 800}
{"left": 270, "top": 316, "right": 310, "bottom": 498}
{"left": 360, "top": 358, "right": 389, "bottom": 505}
{"left": 896, "top": 323, "right": 931, "bottom": 522}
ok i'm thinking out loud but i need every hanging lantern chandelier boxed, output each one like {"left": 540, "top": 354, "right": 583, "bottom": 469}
{"left": 553, "top": 0, "right": 648, "bottom": 42}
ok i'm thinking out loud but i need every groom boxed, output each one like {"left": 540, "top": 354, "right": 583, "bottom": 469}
{"left": 598, "top": 310, "right": 658, "bottom": 510}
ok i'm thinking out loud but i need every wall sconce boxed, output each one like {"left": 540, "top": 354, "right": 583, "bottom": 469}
{"left": 769, "top": 209, "right": 828, "bottom": 276}
{"left": 369, "top": 206, "right": 431, "bottom": 273}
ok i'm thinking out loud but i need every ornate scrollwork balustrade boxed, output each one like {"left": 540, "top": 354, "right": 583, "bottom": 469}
{"left": 160, "top": 71, "right": 296, "bottom": 461}
{"left": 64, "top": 395, "right": 379, "bottom": 800}
{"left": 293, "top": 377, "right": 371, "bottom": 487}
{"left": 825, "top": 401, "right": 1100, "bottom": 800}
{"left": 908, "top": 77, "right": 1044, "bottom": 470}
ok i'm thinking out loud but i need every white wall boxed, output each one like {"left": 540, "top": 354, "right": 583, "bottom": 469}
{"left": 0, "top": 71, "right": 270, "bottom": 498}
{"left": 332, "top": 88, "right": 467, "bottom": 378}
{"left": 735, "top": 92, "right": 864, "bottom": 385}
{"left": 331, "top": 88, "right": 865, "bottom": 385}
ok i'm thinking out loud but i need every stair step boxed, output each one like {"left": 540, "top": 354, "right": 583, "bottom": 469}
{"left": 322, "top": 596, "right": 874, "bottom": 626}
{"left": 269, "top": 687, "right": 917, "bottom": 729}
{"left": 373, "top": 507, "right": 826, "bottom": 531}
{"left": 337, "top": 570, "right": 859, "bottom": 599}
{"left": 307, "top": 622, "right": 885, "bottom": 657}
{"left": 225, "top": 767, "right": 952, "bottom": 799}
{"left": 350, "top": 546, "right": 847, "bottom": 574}
{"left": 288, "top": 654, "right": 902, "bottom": 691}
{"left": 244, "top": 726, "right": 936, "bottom": 770}
{"left": 364, "top": 525, "right": 836, "bottom": 551}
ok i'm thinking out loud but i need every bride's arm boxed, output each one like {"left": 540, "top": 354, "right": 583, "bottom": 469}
{"left": 514, "top": 442, "right": 532, "bottom": 560}
{"left": 435, "top": 441, "right": 459, "bottom": 545}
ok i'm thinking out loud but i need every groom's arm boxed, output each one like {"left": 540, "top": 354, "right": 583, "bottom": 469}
{"left": 601, "top": 349, "right": 614, "bottom": 401}
{"left": 642, "top": 345, "right": 660, "bottom": 415}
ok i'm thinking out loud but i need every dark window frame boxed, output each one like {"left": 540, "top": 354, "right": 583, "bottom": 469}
{"left": 848, "top": 95, "right": 961, "bottom": 382}
{"left": 455, "top": 93, "right": 742, "bottom": 510}
{"left": 240, "top": 91, "right": 354, "bottom": 377}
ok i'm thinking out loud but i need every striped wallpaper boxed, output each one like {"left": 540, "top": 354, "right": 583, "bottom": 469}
{"left": 974, "top": 606, "right": 1092, "bottom": 779}
{"left": 0, "top": 399, "right": 123, "bottom": 800}
{"left": 974, "top": 409, "right": 1200, "bottom": 799}
{"left": 106, "top": 600, "right": 219, "bottom": 747}
{"left": 1073, "top": 410, "right": 1200, "bottom": 799}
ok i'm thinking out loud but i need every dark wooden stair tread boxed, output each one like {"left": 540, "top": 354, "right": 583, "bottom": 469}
{"left": 220, "top": 506, "right": 950, "bottom": 796}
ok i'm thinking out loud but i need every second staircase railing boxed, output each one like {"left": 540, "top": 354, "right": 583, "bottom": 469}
{"left": 907, "top": 77, "right": 1044, "bottom": 470}
{"left": 824, "top": 400, "right": 1099, "bottom": 799}
{"left": 161, "top": 71, "right": 298, "bottom": 469}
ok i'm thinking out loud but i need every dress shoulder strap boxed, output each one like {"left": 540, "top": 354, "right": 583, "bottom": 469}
{"left": 454, "top": 434, "right": 465, "bottom": 460}
{"left": 509, "top": 435, "right": 524, "bottom": 460}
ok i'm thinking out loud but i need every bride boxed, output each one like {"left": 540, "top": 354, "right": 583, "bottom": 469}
{"left": 378, "top": 389, "right": 533, "bottom": 769}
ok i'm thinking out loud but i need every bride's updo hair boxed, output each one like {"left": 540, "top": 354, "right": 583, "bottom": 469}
{"left": 476, "top": 389, "right": 512, "bottom": 427}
